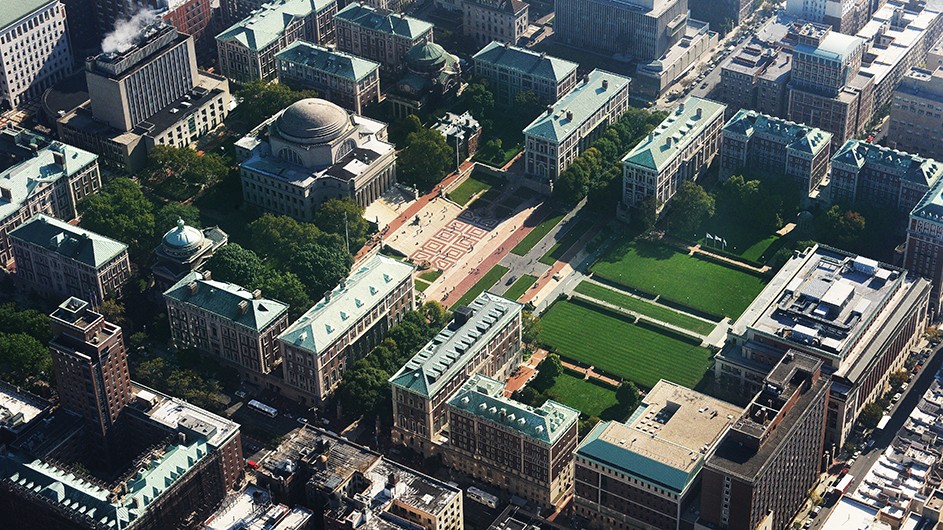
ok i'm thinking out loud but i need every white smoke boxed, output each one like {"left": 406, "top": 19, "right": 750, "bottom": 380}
{"left": 101, "top": 9, "right": 160, "bottom": 54}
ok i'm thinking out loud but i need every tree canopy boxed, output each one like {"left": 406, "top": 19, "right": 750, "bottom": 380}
{"left": 207, "top": 243, "right": 265, "bottom": 287}
{"left": 463, "top": 81, "right": 495, "bottom": 118}
{"left": 142, "top": 146, "right": 229, "bottom": 200}
{"left": 397, "top": 127, "right": 454, "bottom": 192}
{"left": 155, "top": 202, "right": 201, "bottom": 233}
{"left": 0, "top": 303, "right": 53, "bottom": 390}
{"left": 78, "top": 177, "right": 156, "bottom": 261}
{"left": 667, "top": 181, "right": 715, "bottom": 238}
{"left": 313, "top": 199, "right": 370, "bottom": 251}
{"left": 232, "top": 80, "right": 319, "bottom": 132}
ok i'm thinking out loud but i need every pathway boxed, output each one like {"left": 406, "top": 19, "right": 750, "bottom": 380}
{"left": 568, "top": 292, "right": 706, "bottom": 342}
{"left": 503, "top": 349, "right": 547, "bottom": 397}
{"left": 560, "top": 359, "right": 621, "bottom": 388}
{"left": 522, "top": 221, "right": 605, "bottom": 309}
{"left": 580, "top": 276, "right": 717, "bottom": 326}
{"left": 671, "top": 238, "right": 770, "bottom": 274}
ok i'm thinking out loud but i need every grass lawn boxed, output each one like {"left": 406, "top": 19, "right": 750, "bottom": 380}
{"left": 504, "top": 275, "right": 537, "bottom": 300}
{"left": 740, "top": 235, "right": 788, "bottom": 264}
{"left": 419, "top": 270, "right": 442, "bottom": 283}
{"left": 539, "top": 301, "right": 715, "bottom": 389}
{"left": 452, "top": 264, "right": 510, "bottom": 309}
{"left": 539, "top": 219, "right": 595, "bottom": 265}
{"left": 448, "top": 175, "right": 493, "bottom": 206}
{"left": 574, "top": 282, "right": 716, "bottom": 335}
{"left": 545, "top": 372, "right": 628, "bottom": 420}
{"left": 415, "top": 279, "right": 431, "bottom": 292}
{"left": 511, "top": 213, "right": 565, "bottom": 256}
{"left": 591, "top": 240, "right": 767, "bottom": 319}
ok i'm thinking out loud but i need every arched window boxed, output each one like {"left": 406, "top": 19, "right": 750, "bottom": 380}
{"left": 278, "top": 147, "right": 303, "bottom": 166}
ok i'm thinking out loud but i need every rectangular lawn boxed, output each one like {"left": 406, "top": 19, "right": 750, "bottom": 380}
{"left": 452, "top": 264, "right": 510, "bottom": 309}
{"left": 511, "top": 214, "right": 565, "bottom": 256}
{"left": 504, "top": 275, "right": 537, "bottom": 300}
{"left": 448, "top": 176, "right": 493, "bottom": 206}
{"left": 591, "top": 240, "right": 767, "bottom": 319}
{"left": 544, "top": 372, "right": 628, "bottom": 420}
{"left": 574, "top": 281, "right": 716, "bottom": 335}
{"left": 539, "top": 301, "right": 714, "bottom": 389}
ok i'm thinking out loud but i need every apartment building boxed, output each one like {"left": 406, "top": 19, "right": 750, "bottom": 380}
{"left": 786, "top": 0, "right": 871, "bottom": 33}
{"left": 0, "top": 126, "right": 100, "bottom": 270}
{"left": 164, "top": 270, "right": 290, "bottom": 385}
{"left": 523, "top": 69, "right": 631, "bottom": 186}
{"left": 634, "top": 19, "right": 720, "bottom": 100}
{"left": 830, "top": 139, "right": 943, "bottom": 214}
{"left": 472, "top": 41, "right": 578, "bottom": 105}
{"left": 445, "top": 374, "right": 579, "bottom": 510}
{"left": 720, "top": 109, "right": 833, "bottom": 196}
{"left": 715, "top": 245, "right": 930, "bottom": 447}
{"left": 574, "top": 381, "right": 743, "bottom": 530}
{"left": 888, "top": 67, "right": 943, "bottom": 161}
{"left": 334, "top": 4, "right": 434, "bottom": 72}
{"left": 433, "top": 111, "right": 483, "bottom": 161}
{"left": 0, "top": 0, "right": 72, "bottom": 109}
{"left": 719, "top": 39, "right": 792, "bottom": 118}
{"left": 279, "top": 254, "right": 414, "bottom": 406}
{"left": 462, "top": 0, "right": 529, "bottom": 47}
{"left": 904, "top": 176, "right": 943, "bottom": 313}
{"left": 10, "top": 214, "right": 130, "bottom": 303}
{"left": 689, "top": 0, "right": 752, "bottom": 34}
{"left": 621, "top": 97, "right": 726, "bottom": 213}
{"left": 276, "top": 41, "right": 381, "bottom": 115}
{"left": 390, "top": 292, "right": 523, "bottom": 456}
{"left": 701, "top": 352, "right": 829, "bottom": 530}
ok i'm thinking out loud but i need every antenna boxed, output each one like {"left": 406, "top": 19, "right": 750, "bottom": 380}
{"left": 344, "top": 213, "right": 350, "bottom": 255}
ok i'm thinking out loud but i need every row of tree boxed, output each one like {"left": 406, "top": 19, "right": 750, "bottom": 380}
{"left": 0, "top": 303, "right": 53, "bottom": 393}
{"left": 141, "top": 146, "right": 229, "bottom": 201}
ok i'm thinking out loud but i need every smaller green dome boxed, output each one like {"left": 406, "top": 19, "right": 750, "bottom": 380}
{"left": 406, "top": 42, "right": 448, "bottom": 71}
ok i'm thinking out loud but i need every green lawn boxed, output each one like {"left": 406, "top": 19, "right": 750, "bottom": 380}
{"left": 539, "top": 301, "right": 715, "bottom": 389}
{"left": 504, "top": 275, "right": 538, "bottom": 300}
{"left": 574, "top": 282, "right": 716, "bottom": 335}
{"left": 415, "top": 279, "right": 431, "bottom": 292}
{"left": 544, "top": 372, "right": 629, "bottom": 420}
{"left": 448, "top": 176, "right": 493, "bottom": 206}
{"left": 452, "top": 264, "right": 510, "bottom": 309}
{"left": 539, "top": 219, "right": 595, "bottom": 265}
{"left": 511, "top": 214, "right": 565, "bottom": 256}
{"left": 419, "top": 269, "right": 442, "bottom": 283}
{"left": 591, "top": 240, "right": 767, "bottom": 319}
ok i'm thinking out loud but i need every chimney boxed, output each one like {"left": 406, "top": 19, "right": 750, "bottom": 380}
{"left": 202, "top": 270, "right": 212, "bottom": 281}
{"left": 53, "top": 149, "right": 65, "bottom": 166}
{"left": 239, "top": 300, "right": 249, "bottom": 314}
{"left": 666, "top": 137, "right": 673, "bottom": 147}
{"left": 339, "top": 278, "right": 347, "bottom": 289}
{"left": 648, "top": 132, "right": 655, "bottom": 142}
{"left": 324, "top": 290, "right": 332, "bottom": 302}
{"left": 0, "top": 187, "right": 10, "bottom": 200}
{"left": 678, "top": 102, "right": 685, "bottom": 113}
{"left": 695, "top": 107, "right": 703, "bottom": 119}
{"left": 565, "top": 111, "right": 573, "bottom": 121}
{"left": 602, "top": 79, "right": 609, "bottom": 90}
{"left": 253, "top": 289, "right": 262, "bottom": 299}
{"left": 187, "top": 281, "right": 198, "bottom": 294}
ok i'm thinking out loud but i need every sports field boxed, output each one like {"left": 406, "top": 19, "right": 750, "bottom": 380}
{"left": 452, "top": 264, "right": 510, "bottom": 309}
{"left": 504, "top": 275, "right": 537, "bottom": 300}
{"left": 591, "top": 240, "right": 767, "bottom": 319}
{"left": 545, "top": 372, "right": 626, "bottom": 420}
{"left": 539, "top": 300, "right": 714, "bottom": 389}
{"left": 574, "top": 281, "right": 716, "bottom": 335}
{"left": 511, "top": 213, "right": 565, "bottom": 256}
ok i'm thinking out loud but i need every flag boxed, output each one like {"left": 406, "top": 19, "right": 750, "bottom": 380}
{"left": 706, "top": 233, "right": 715, "bottom": 241}
{"left": 723, "top": 238, "right": 728, "bottom": 246}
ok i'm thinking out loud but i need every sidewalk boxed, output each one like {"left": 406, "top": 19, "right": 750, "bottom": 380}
{"left": 560, "top": 359, "right": 621, "bottom": 388}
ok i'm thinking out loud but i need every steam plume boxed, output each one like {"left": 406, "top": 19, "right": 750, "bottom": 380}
{"left": 101, "top": 9, "right": 159, "bottom": 54}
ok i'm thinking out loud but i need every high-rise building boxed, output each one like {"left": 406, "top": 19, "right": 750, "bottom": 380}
{"left": 334, "top": 4, "right": 434, "bottom": 72}
{"left": 279, "top": 254, "right": 414, "bottom": 406}
{"left": 471, "top": 41, "right": 578, "bottom": 105}
{"left": 554, "top": 0, "right": 689, "bottom": 62}
{"left": 786, "top": 0, "right": 872, "bottom": 33}
{"left": 95, "top": 0, "right": 213, "bottom": 45}
{"left": 0, "top": 0, "right": 73, "bottom": 109}
{"left": 700, "top": 352, "right": 829, "bottom": 530}
{"left": 462, "top": 0, "right": 529, "bottom": 47}
{"left": 390, "top": 292, "right": 523, "bottom": 456}
{"left": 689, "top": 0, "right": 752, "bottom": 34}
{"left": 48, "top": 297, "right": 133, "bottom": 443}
{"left": 276, "top": 41, "right": 381, "bottom": 115}
{"left": 220, "top": 0, "right": 269, "bottom": 26}
{"left": 445, "top": 374, "right": 579, "bottom": 510}
{"left": 888, "top": 67, "right": 943, "bottom": 161}
{"left": 718, "top": 39, "right": 792, "bottom": 119}
{"left": 904, "top": 176, "right": 943, "bottom": 313}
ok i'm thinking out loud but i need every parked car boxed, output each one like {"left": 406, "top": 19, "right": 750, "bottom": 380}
{"left": 893, "top": 392, "right": 902, "bottom": 403}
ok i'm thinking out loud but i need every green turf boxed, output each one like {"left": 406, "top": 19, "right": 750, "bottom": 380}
{"left": 448, "top": 176, "right": 493, "bottom": 206}
{"left": 591, "top": 240, "right": 767, "bottom": 319}
{"left": 452, "top": 265, "right": 510, "bottom": 309}
{"left": 544, "top": 372, "right": 628, "bottom": 420}
{"left": 539, "top": 219, "right": 595, "bottom": 265}
{"left": 419, "top": 270, "right": 442, "bottom": 283}
{"left": 511, "top": 214, "right": 565, "bottom": 256}
{"left": 415, "top": 279, "right": 431, "bottom": 292}
{"left": 539, "top": 301, "right": 714, "bottom": 389}
{"left": 574, "top": 282, "right": 716, "bottom": 335}
{"left": 504, "top": 275, "right": 537, "bottom": 300}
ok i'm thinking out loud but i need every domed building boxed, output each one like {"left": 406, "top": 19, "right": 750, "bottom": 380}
{"left": 152, "top": 219, "right": 228, "bottom": 290}
{"left": 389, "top": 41, "right": 462, "bottom": 118}
{"left": 235, "top": 98, "right": 396, "bottom": 222}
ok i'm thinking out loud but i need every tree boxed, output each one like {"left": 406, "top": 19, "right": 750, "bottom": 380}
{"left": 207, "top": 244, "right": 264, "bottom": 286}
{"left": 256, "top": 270, "right": 313, "bottom": 320}
{"left": 616, "top": 381, "right": 640, "bottom": 410}
{"left": 398, "top": 127, "right": 454, "bottom": 192}
{"left": 420, "top": 301, "right": 449, "bottom": 330}
{"left": 291, "top": 239, "right": 353, "bottom": 298}
{"left": 521, "top": 310, "right": 542, "bottom": 345}
{"left": 513, "top": 90, "right": 543, "bottom": 120}
{"left": 248, "top": 214, "right": 323, "bottom": 265}
{"left": 634, "top": 196, "right": 658, "bottom": 231}
{"left": 142, "top": 146, "right": 229, "bottom": 200}
{"left": 463, "top": 81, "right": 495, "bottom": 118}
{"left": 668, "top": 181, "right": 715, "bottom": 238}
{"left": 98, "top": 300, "right": 126, "bottom": 327}
{"left": 233, "top": 80, "right": 319, "bottom": 131}
{"left": 155, "top": 202, "right": 201, "bottom": 233}
{"left": 0, "top": 333, "right": 50, "bottom": 384}
{"left": 532, "top": 353, "right": 563, "bottom": 391}
{"left": 335, "top": 362, "right": 391, "bottom": 418}
{"left": 0, "top": 303, "right": 50, "bottom": 342}
{"left": 888, "top": 369, "right": 909, "bottom": 390}
{"left": 818, "top": 205, "right": 866, "bottom": 250}
{"left": 78, "top": 178, "right": 155, "bottom": 260}
{"left": 859, "top": 402, "right": 883, "bottom": 430}
{"left": 314, "top": 199, "right": 370, "bottom": 251}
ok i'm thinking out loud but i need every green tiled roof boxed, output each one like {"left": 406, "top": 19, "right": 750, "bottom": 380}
{"left": 276, "top": 41, "right": 380, "bottom": 83}
{"left": 448, "top": 374, "right": 578, "bottom": 445}
{"left": 9, "top": 215, "right": 126, "bottom": 269}
{"left": 912, "top": 175, "right": 943, "bottom": 221}
{"left": 335, "top": 3, "right": 433, "bottom": 40}
{"left": 472, "top": 41, "right": 577, "bottom": 83}
{"left": 279, "top": 254, "right": 413, "bottom": 354}
{"left": 0, "top": 139, "right": 98, "bottom": 222}
{"left": 389, "top": 292, "right": 522, "bottom": 398}
{"left": 523, "top": 69, "right": 631, "bottom": 143}
{"left": 722, "top": 109, "right": 831, "bottom": 155}
{"left": 164, "top": 271, "right": 288, "bottom": 333}
{"left": 216, "top": 0, "right": 333, "bottom": 52}
{"left": 0, "top": 0, "right": 54, "bottom": 31}
{"left": 832, "top": 140, "right": 943, "bottom": 187}
{"left": 623, "top": 96, "right": 727, "bottom": 172}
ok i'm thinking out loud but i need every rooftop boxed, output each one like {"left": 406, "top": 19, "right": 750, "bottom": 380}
{"left": 216, "top": 0, "right": 334, "bottom": 52}
{"left": 9, "top": 215, "right": 127, "bottom": 269}
{"left": 622, "top": 96, "right": 726, "bottom": 172}
{"left": 912, "top": 166, "right": 943, "bottom": 222}
{"left": 523, "top": 69, "right": 631, "bottom": 143}
{"left": 896, "top": 67, "right": 943, "bottom": 101}
{"left": 433, "top": 111, "right": 481, "bottom": 141}
{"left": 334, "top": 3, "right": 433, "bottom": 40}
{"left": 857, "top": 4, "right": 939, "bottom": 93}
{"left": 279, "top": 254, "right": 413, "bottom": 354}
{"left": 463, "top": 0, "right": 528, "bottom": 14}
{"left": 833, "top": 140, "right": 943, "bottom": 188}
{"left": 576, "top": 380, "right": 742, "bottom": 494}
{"left": 203, "top": 485, "right": 273, "bottom": 530}
{"left": 133, "top": 383, "right": 241, "bottom": 448}
{"left": 472, "top": 41, "right": 577, "bottom": 83}
{"left": 389, "top": 292, "right": 522, "bottom": 398}
{"left": 0, "top": 0, "right": 56, "bottom": 32}
{"left": 488, "top": 506, "right": 566, "bottom": 530}
{"left": 793, "top": 31, "right": 865, "bottom": 63}
{"left": 449, "top": 374, "right": 579, "bottom": 445}
{"left": 0, "top": 381, "right": 50, "bottom": 435}
{"left": 722, "top": 109, "right": 831, "bottom": 155}
{"left": 164, "top": 271, "right": 288, "bottom": 333}
{"left": 276, "top": 41, "right": 380, "bottom": 83}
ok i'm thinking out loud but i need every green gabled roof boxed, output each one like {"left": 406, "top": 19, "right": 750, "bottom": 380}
{"left": 622, "top": 96, "right": 727, "bottom": 173}
{"left": 164, "top": 271, "right": 288, "bottom": 333}
{"left": 9, "top": 215, "right": 127, "bottom": 269}
{"left": 216, "top": 0, "right": 333, "bottom": 52}
{"left": 276, "top": 41, "right": 380, "bottom": 83}
{"left": 0, "top": 0, "right": 54, "bottom": 32}
{"left": 721, "top": 108, "right": 830, "bottom": 156}
{"left": 278, "top": 254, "right": 413, "bottom": 354}
{"left": 832, "top": 140, "right": 943, "bottom": 187}
{"left": 472, "top": 41, "right": 577, "bottom": 83}
{"left": 335, "top": 3, "right": 433, "bottom": 39}
{"left": 912, "top": 173, "right": 943, "bottom": 221}
{"left": 523, "top": 69, "right": 631, "bottom": 143}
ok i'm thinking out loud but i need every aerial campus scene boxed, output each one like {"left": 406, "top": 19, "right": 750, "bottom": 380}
{"left": 1, "top": 0, "right": 943, "bottom": 528}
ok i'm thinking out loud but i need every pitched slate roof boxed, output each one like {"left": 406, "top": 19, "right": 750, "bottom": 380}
{"left": 523, "top": 69, "right": 631, "bottom": 143}
{"left": 832, "top": 140, "right": 943, "bottom": 187}
{"left": 722, "top": 109, "right": 831, "bottom": 156}
{"left": 912, "top": 173, "right": 943, "bottom": 221}
{"left": 334, "top": 3, "right": 433, "bottom": 40}
{"left": 278, "top": 254, "right": 413, "bottom": 354}
{"left": 163, "top": 271, "right": 288, "bottom": 333}
{"left": 276, "top": 41, "right": 380, "bottom": 83}
{"left": 216, "top": 0, "right": 333, "bottom": 52}
{"left": 9, "top": 215, "right": 126, "bottom": 269}
{"left": 472, "top": 41, "right": 577, "bottom": 84}
{"left": 623, "top": 96, "right": 727, "bottom": 172}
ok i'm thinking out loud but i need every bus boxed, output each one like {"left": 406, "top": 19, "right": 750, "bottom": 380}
{"left": 248, "top": 399, "right": 278, "bottom": 418}
{"left": 831, "top": 474, "right": 854, "bottom": 498}
{"left": 467, "top": 487, "right": 499, "bottom": 509}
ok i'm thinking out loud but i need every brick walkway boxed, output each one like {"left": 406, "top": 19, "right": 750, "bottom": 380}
{"left": 521, "top": 222, "right": 604, "bottom": 306}
{"left": 560, "top": 359, "right": 622, "bottom": 388}
{"left": 503, "top": 349, "right": 547, "bottom": 397}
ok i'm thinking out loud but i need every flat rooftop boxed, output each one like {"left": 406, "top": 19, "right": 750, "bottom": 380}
{"left": 204, "top": 485, "right": 273, "bottom": 530}
{"left": 576, "top": 380, "right": 742, "bottom": 494}
{"left": 0, "top": 381, "right": 49, "bottom": 434}
{"left": 135, "top": 384, "right": 240, "bottom": 448}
